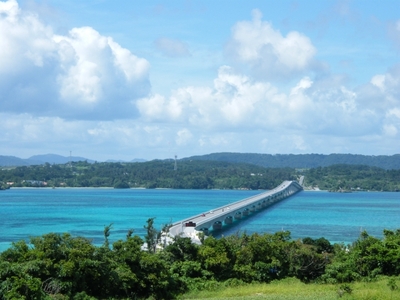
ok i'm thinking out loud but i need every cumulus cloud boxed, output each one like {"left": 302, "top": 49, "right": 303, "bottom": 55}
{"left": 1, "top": 3, "right": 400, "bottom": 159}
{"left": 138, "top": 62, "right": 399, "bottom": 143}
{"left": 367, "top": 65, "right": 400, "bottom": 138}
{"left": 226, "top": 9, "right": 316, "bottom": 80}
{"left": 0, "top": 0, "right": 150, "bottom": 120}
{"left": 137, "top": 66, "right": 283, "bottom": 128}
{"left": 0, "top": 112, "right": 178, "bottom": 160}
{"left": 366, "top": 66, "right": 400, "bottom": 130}
{"left": 55, "top": 26, "right": 150, "bottom": 118}
{"left": 154, "top": 37, "right": 190, "bottom": 57}
{"left": 139, "top": 66, "right": 286, "bottom": 128}
{"left": 370, "top": 66, "right": 400, "bottom": 97}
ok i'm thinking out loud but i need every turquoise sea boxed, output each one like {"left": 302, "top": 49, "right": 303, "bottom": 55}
{"left": 1, "top": 188, "right": 399, "bottom": 252}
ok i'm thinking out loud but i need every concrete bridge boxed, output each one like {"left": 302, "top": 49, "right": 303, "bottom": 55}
{"left": 167, "top": 179, "right": 303, "bottom": 243}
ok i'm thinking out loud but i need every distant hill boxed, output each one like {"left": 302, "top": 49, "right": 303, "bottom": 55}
{"left": 0, "top": 156, "right": 31, "bottom": 167}
{"left": 0, "top": 154, "right": 93, "bottom": 167}
{"left": 183, "top": 153, "right": 400, "bottom": 170}
{"left": 106, "top": 159, "right": 147, "bottom": 163}
{"left": 0, "top": 154, "right": 147, "bottom": 167}
{"left": 28, "top": 154, "right": 95, "bottom": 164}
{"left": 3, "top": 152, "right": 399, "bottom": 169}
{"left": 106, "top": 159, "right": 126, "bottom": 163}
{"left": 131, "top": 158, "right": 147, "bottom": 163}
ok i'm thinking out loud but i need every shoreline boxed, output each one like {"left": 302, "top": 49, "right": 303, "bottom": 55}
{"left": 7, "top": 187, "right": 391, "bottom": 193}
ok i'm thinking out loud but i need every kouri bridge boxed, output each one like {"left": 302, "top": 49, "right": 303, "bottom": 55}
{"left": 167, "top": 179, "right": 303, "bottom": 244}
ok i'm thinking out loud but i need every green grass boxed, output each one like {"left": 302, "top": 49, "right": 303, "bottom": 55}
{"left": 180, "top": 276, "right": 400, "bottom": 300}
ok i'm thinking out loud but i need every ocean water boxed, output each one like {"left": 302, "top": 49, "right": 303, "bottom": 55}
{"left": 0, "top": 188, "right": 399, "bottom": 252}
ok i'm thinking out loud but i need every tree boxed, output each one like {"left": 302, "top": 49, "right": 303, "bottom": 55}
{"left": 164, "top": 236, "right": 198, "bottom": 262}
{"left": 113, "top": 181, "right": 130, "bottom": 189}
{"left": 144, "top": 217, "right": 158, "bottom": 253}
{"left": 103, "top": 223, "right": 113, "bottom": 248}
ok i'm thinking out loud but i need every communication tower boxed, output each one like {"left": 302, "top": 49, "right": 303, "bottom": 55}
{"left": 174, "top": 155, "right": 177, "bottom": 171}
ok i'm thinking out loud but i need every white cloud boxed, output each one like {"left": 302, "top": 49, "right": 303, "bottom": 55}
{"left": 1, "top": 3, "right": 400, "bottom": 160}
{"left": 138, "top": 65, "right": 287, "bottom": 128}
{"left": 137, "top": 61, "right": 400, "bottom": 144}
{"left": 0, "top": 0, "right": 150, "bottom": 120}
{"left": 370, "top": 74, "right": 386, "bottom": 92}
{"left": 370, "top": 67, "right": 400, "bottom": 98}
{"left": 0, "top": 112, "right": 178, "bottom": 160}
{"left": 136, "top": 94, "right": 167, "bottom": 120}
{"left": 382, "top": 107, "right": 400, "bottom": 138}
{"left": 290, "top": 77, "right": 313, "bottom": 96}
{"left": 0, "top": 0, "right": 55, "bottom": 70}
{"left": 226, "top": 9, "right": 316, "bottom": 80}
{"left": 55, "top": 26, "right": 150, "bottom": 112}
{"left": 154, "top": 37, "right": 190, "bottom": 57}
{"left": 366, "top": 66, "right": 400, "bottom": 138}
{"left": 176, "top": 128, "right": 193, "bottom": 146}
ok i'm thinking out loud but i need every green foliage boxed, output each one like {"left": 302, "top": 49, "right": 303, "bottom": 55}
{"left": 387, "top": 277, "right": 398, "bottom": 291}
{"left": 164, "top": 236, "right": 199, "bottom": 262}
{"left": 0, "top": 231, "right": 183, "bottom": 299}
{"left": 103, "top": 223, "right": 113, "bottom": 248}
{"left": 0, "top": 159, "right": 296, "bottom": 190}
{"left": 321, "top": 229, "right": 400, "bottom": 284}
{"left": 337, "top": 283, "right": 352, "bottom": 297}
{"left": 304, "top": 164, "right": 400, "bottom": 191}
{"left": 144, "top": 217, "right": 158, "bottom": 253}
{"left": 182, "top": 276, "right": 400, "bottom": 300}
{"left": 1, "top": 228, "right": 400, "bottom": 299}
{"left": 0, "top": 181, "right": 10, "bottom": 190}
{"left": 303, "top": 236, "right": 334, "bottom": 253}
{"left": 3, "top": 158, "right": 400, "bottom": 190}
{"left": 184, "top": 152, "right": 400, "bottom": 169}
{"left": 113, "top": 181, "right": 130, "bottom": 189}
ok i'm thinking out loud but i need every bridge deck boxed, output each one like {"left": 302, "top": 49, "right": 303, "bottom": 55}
{"left": 168, "top": 179, "right": 303, "bottom": 241}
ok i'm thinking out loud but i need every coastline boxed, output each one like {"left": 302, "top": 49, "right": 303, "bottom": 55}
{"left": 10, "top": 186, "right": 115, "bottom": 190}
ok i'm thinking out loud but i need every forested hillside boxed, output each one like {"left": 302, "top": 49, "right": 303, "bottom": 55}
{"left": 304, "top": 164, "right": 400, "bottom": 191}
{"left": 0, "top": 160, "right": 296, "bottom": 190}
{"left": 2, "top": 160, "right": 400, "bottom": 191}
{"left": 2, "top": 152, "right": 400, "bottom": 169}
{"left": 184, "top": 153, "right": 400, "bottom": 169}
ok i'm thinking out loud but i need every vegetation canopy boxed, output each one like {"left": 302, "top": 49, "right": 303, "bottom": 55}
{"left": 1, "top": 228, "right": 400, "bottom": 299}
{"left": 1, "top": 159, "right": 400, "bottom": 191}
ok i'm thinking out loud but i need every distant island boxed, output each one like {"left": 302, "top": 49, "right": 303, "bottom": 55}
{"left": 1, "top": 157, "right": 400, "bottom": 191}
{"left": 0, "top": 153, "right": 147, "bottom": 167}
{"left": 1, "top": 152, "right": 400, "bottom": 169}
{"left": 183, "top": 152, "right": 400, "bottom": 170}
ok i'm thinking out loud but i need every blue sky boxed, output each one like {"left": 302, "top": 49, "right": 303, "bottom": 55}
{"left": 1, "top": 0, "right": 400, "bottom": 161}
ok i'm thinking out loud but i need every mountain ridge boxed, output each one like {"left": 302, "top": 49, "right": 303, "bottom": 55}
{"left": 0, "top": 154, "right": 146, "bottom": 167}
{"left": 183, "top": 152, "right": 400, "bottom": 170}
{"left": 2, "top": 152, "right": 400, "bottom": 169}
